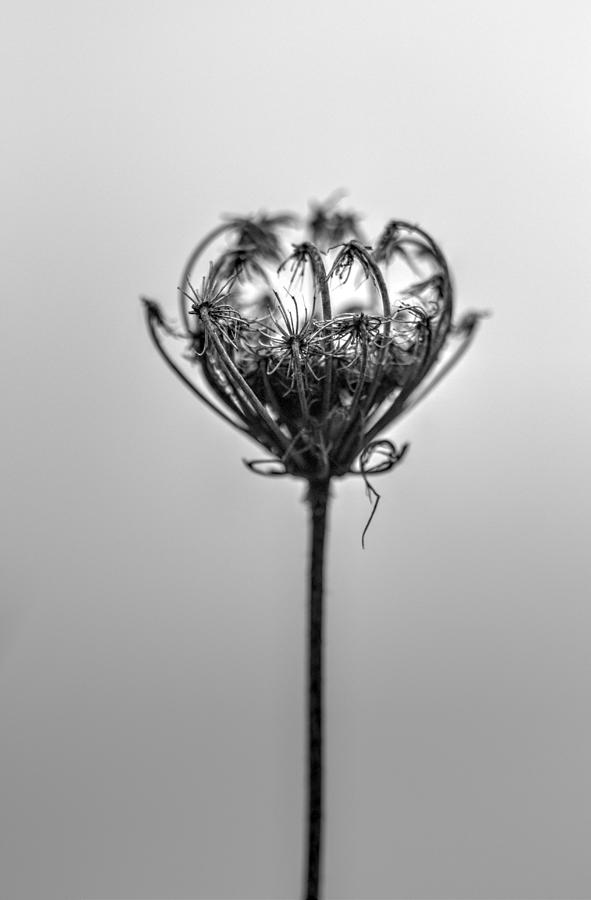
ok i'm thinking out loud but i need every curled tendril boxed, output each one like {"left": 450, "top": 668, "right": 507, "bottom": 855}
{"left": 243, "top": 438, "right": 409, "bottom": 546}
{"left": 243, "top": 457, "right": 289, "bottom": 476}
{"left": 350, "top": 441, "right": 410, "bottom": 547}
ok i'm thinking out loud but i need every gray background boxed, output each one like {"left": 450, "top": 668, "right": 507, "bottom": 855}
{"left": 2, "top": 1, "right": 590, "bottom": 898}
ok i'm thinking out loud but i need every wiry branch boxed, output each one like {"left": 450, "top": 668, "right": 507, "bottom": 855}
{"left": 142, "top": 299, "right": 249, "bottom": 435}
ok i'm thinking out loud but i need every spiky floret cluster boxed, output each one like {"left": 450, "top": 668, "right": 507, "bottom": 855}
{"left": 144, "top": 198, "right": 483, "bottom": 482}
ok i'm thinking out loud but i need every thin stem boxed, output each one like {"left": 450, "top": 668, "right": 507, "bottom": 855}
{"left": 304, "top": 478, "right": 331, "bottom": 900}
{"left": 292, "top": 343, "right": 311, "bottom": 424}
{"left": 298, "top": 242, "right": 333, "bottom": 419}
{"left": 199, "top": 306, "right": 299, "bottom": 460}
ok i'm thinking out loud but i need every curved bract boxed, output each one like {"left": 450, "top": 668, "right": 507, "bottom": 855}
{"left": 144, "top": 198, "right": 483, "bottom": 481}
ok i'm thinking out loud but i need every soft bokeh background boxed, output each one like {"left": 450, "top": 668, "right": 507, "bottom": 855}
{"left": 2, "top": 1, "right": 590, "bottom": 898}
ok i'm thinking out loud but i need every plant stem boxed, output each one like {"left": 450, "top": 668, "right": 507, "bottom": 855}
{"left": 304, "top": 478, "right": 331, "bottom": 900}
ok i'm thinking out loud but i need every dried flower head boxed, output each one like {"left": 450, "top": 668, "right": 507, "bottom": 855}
{"left": 142, "top": 197, "right": 485, "bottom": 896}
{"left": 143, "top": 197, "right": 484, "bottom": 486}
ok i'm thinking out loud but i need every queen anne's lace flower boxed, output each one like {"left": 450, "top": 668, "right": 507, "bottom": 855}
{"left": 144, "top": 198, "right": 483, "bottom": 483}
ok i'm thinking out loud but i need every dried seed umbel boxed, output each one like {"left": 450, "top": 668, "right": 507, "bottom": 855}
{"left": 144, "top": 198, "right": 483, "bottom": 485}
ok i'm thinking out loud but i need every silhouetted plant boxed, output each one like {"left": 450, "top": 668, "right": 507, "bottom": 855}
{"left": 143, "top": 196, "right": 483, "bottom": 900}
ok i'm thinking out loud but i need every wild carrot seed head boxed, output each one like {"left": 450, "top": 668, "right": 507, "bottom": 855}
{"left": 144, "top": 197, "right": 484, "bottom": 482}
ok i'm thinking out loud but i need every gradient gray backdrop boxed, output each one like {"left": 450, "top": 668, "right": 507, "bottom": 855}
{"left": 2, "top": 1, "right": 591, "bottom": 898}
